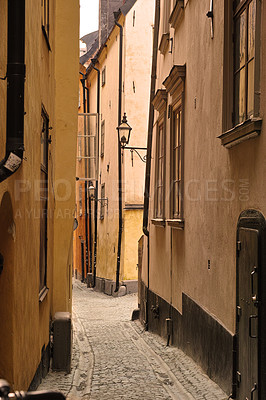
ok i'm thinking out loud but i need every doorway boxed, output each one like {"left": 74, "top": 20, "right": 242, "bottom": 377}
{"left": 236, "top": 210, "right": 266, "bottom": 400}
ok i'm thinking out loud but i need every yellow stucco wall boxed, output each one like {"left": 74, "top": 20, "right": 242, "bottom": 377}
{"left": 0, "top": 0, "right": 78, "bottom": 389}
{"left": 122, "top": 209, "right": 143, "bottom": 280}
{"left": 52, "top": 0, "right": 79, "bottom": 314}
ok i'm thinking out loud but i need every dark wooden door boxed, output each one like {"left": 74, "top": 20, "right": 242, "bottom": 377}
{"left": 236, "top": 228, "right": 259, "bottom": 400}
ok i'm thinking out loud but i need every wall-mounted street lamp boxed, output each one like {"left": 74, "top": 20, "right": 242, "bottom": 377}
{"left": 117, "top": 113, "right": 132, "bottom": 148}
{"left": 117, "top": 113, "right": 147, "bottom": 163}
{"left": 115, "top": 112, "right": 147, "bottom": 293}
{"left": 89, "top": 184, "right": 108, "bottom": 212}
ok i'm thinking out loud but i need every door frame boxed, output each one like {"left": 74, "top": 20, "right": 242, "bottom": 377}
{"left": 234, "top": 210, "right": 266, "bottom": 399}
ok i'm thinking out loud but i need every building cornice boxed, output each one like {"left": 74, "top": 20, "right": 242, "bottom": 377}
{"left": 163, "top": 65, "right": 186, "bottom": 95}
{"left": 152, "top": 89, "right": 168, "bottom": 113}
{"left": 169, "top": 0, "right": 184, "bottom": 30}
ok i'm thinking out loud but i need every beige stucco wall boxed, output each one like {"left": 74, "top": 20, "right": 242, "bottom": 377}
{"left": 0, "top": 0, "right": 79, "bottom": 389}
{"left": 87, "top": 4, "right": 154, "bottom": 283}
{"left": 123, "top": 0, "right": 154, "bottom": 205}
{"left": 144, "top": 0, "right": 266, "bottom": 334}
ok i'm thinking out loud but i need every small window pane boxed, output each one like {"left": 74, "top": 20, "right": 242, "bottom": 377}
{"left": 179, "top": 111, "right": 182, "bottom": 145}
{"left": 248, "top": 0, "right": 256, "bottom": 60}
{"left": 40, "top": 171, "right": 48, "bottom": 292}
{"left": 41, "top": 114, "right": 48, "bottom": 169}
{"left": 163, "top": 0, "right": 171, "bottom": 32}
{"left": 172, "top": 107, "right": 182, "bottom": 218}
{"left": 178, "top": 147, "right": 182, "bottom": 180}
{"left": 234, "top": 11, "right": 246, "bottom": 72}
{"left": 79, "top": 185, "right": 82, "bottom": 216}
{"left": 101, "top": 121, "right": 105, "bottom": 157}
{"left": 247, "top": 59, "right": 255, "bottom": 117}
{"left": 173, "top": 182, "right": 177, "bottom": 217}
{"left": 159, "top": 126, "right": 164, "bottom": 156}
{"left": 159, "top": 159, "right": 164, "bottom": 186}
{"left": 155, "top": 123, "right": 165, "bottom": 218}
{"left": 234, "top": 68, "right": 246, "bottom": 124}
{"left": 100, "top": 184, "right": 105, "bottom": 219}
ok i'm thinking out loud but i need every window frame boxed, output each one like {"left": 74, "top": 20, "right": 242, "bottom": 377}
{"left": 163, "top": 65, "right": 186, "bottom": 229}
{"left": 159, "top": 0, "right": 171, "bottom": 54}
{"left": 233, "top": 0, "right": 255, "bottom": 125}
{"left": 101, "top": 120, "right": 105, "bottom": 158}
{"left": 154, "top": 119, "right": 166, "bottom": 220}
{"left": 151, "top": 89, "right": 167, "bottom": 224}
{"left": 39, "top": 108, "right": 49, "bottom": 300}
{"left": 41, "top": 0, "right": 51, "bottom": 51}
{"left": 78, "top": 133, "right": 82, "bottom": 162}
{"left": 102, "top": 67, "right": 106, "bottom": 87}
{"left": 79, "top": 184, "right": 83, "bottom": 216}
{"left": 170, "top": 100, "right": 183, "bottom": 220}
{"left": 219, "top": 0, "right": 262, "bottom": 148}
{"left": 100, "top": 183, "right": 105, "bottom": 220}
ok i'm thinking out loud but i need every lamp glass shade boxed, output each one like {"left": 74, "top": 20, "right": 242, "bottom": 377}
{"left": 88, "top": 185, "right": 95, "bottom": 197}
{"left": 117, "top": 113, "right": 132, "bottom": 147}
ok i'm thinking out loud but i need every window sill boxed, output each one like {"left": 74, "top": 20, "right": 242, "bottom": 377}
{"left": 169, "top": 0, "right": 184, "bottom": 30}
{"left": 159, "top": 32, "right": 170, "bottom": 55}
{"left": 218, "top": 118, "right": 262, "bottom": 148}
{"left": 151, "top": 218, "right": 166, "bottom": 227}
{"left": 42, "top": 26, "right": 51, "bottom": 51}
{"left": 167, "top": 219, "right": 184, "bottom": 229}
{"left": 39, "top": 286, "right": 49, "bottom": 303}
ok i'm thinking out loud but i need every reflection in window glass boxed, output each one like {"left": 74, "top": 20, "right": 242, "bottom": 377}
{"left": 155, "top": 124, "right": 165, "bottom": 218}
{"left": 233, "top": 0, "right": 256, "bottom": 124}
{"left": 172, "top": 108, "right": 182, "bottom": 218}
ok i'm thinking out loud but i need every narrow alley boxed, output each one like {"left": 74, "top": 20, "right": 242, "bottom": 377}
{"left": 38, "top": 281, "right": 227, "bottom": 400}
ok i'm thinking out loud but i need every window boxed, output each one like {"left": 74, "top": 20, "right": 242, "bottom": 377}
{"left": 102, "top": 67, "right": 106, "bottom": 86}
{"left": 40, "top": 109, "right": 49, "bottom": 297}
{"left": 152, "top": 89, "right": 167, "bottom": 222}
{"left": 163, "top": 65, "right": 185, "bottom": 228}
{"left": 79, "top": 184, "right": 82, "bottom": 216}
{"left": 155, "top": 123, "right": 165, "bottom": 219}
{"left": 78, "top": 134, "right": 82, "bottom": 162}
{"left": 219, "top": 0, "right": 262, "bottom": 148}
{"left": 171, "top": 106, "right": 182, "bottom": 219}
{"left": 101, "top": 120, "right": 105, "bottom": 157}
{"left": 100, "top": 183, "right": 105, "bottom": 220}
{"left": 234, "top": 0, "right": 255, "bottom": 124}
{"left": 41, "top": 0, "right": 50, "bottom": 50}
{"left": 163, "top": 0, "right": 171, "bottom": 33}
{"left": 159, "top": 0, "right": 171, "bottom": 54}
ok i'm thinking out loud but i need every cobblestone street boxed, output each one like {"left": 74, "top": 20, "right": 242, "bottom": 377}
{"left": 38, "top": 280, "right": 227, "bottom": 400}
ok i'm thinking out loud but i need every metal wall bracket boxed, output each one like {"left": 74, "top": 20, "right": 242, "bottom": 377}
{"left": 206, "top": 0, "right": 214, "bottom": 39}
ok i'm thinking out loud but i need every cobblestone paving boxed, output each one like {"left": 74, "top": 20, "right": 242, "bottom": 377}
{"left": 38, "top": 280, "right": 228, "bottom": 400}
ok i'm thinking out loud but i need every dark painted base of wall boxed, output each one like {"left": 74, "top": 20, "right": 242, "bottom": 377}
{"left": 28, "top": 343, "right": 50, "bottom": 391}
{"left": 139, "top": 281, "right": 234, "bottom": 395}
{"left": 86, "top": 273, "right": 138, "bottom": 296}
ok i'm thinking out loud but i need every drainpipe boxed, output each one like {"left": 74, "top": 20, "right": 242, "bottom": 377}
{"left": 85, "top": 86, "right": 93, "bottom": 275}
{"left": 114, "top": 20, "right": 123, "bottom": 293}
{"left": 0, "top": 0, "right": 26, "bottom": 183}
{"left": 91, "top": 60, "right": 100, "bottom": 287}
{"left": 142, "top": 0, "right": 160, "bottom": 327}
{"left": 79, "top": 72, "right": 89, "bottom": 279}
